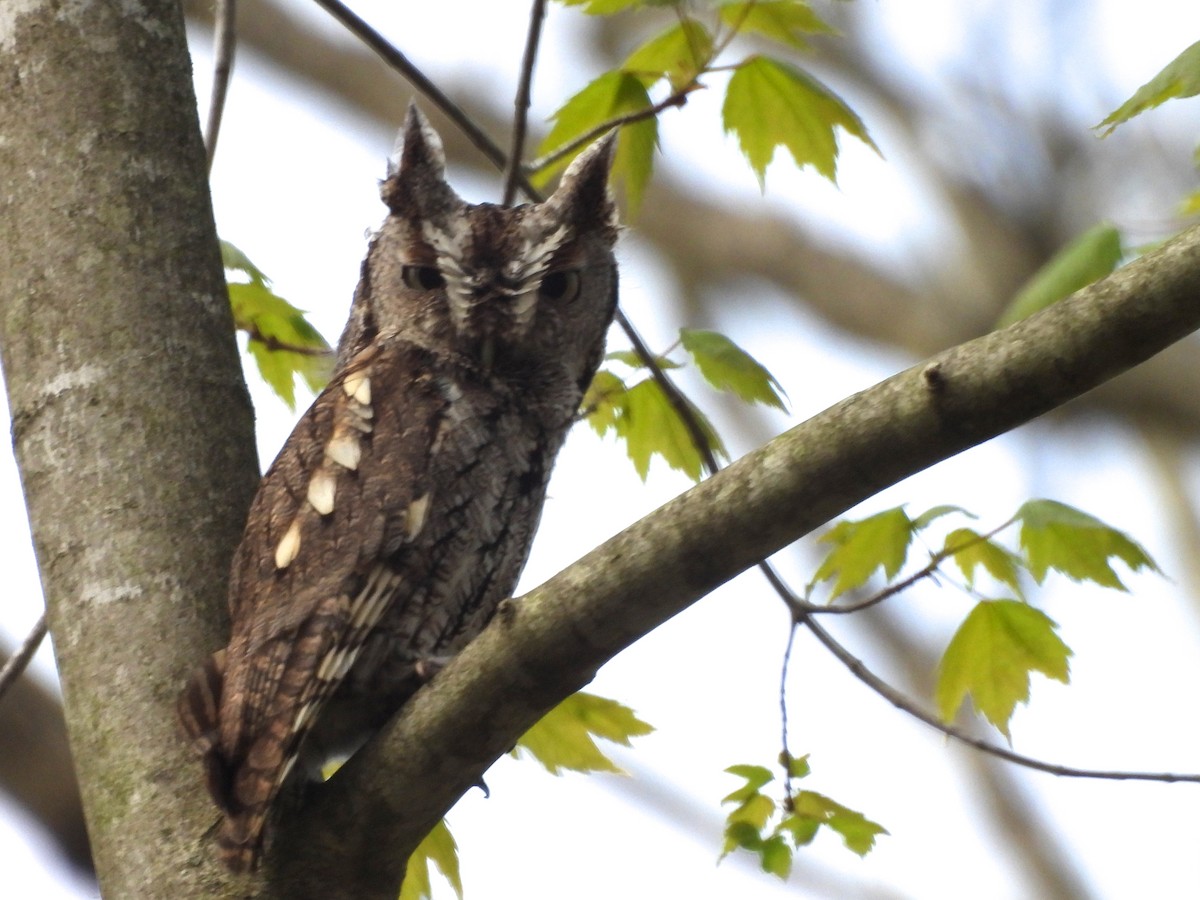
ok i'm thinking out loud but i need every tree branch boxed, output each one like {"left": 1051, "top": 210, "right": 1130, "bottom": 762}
{"left": 0, "top": 614, "right": 47, "bottom": 704}
{"left": 204, "top": 0, "right": 237, "bottom": 171}
{"left": 803, "top": 614, "right": 1199, "bottom": 784}
{"left": 270, "top": 223, "right": 1200, "bottom": 897}
{"left": 308, "top": 0, "right": 535, "bottom": 196}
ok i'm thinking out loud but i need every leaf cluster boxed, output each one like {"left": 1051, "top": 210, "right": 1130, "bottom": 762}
{"left": 540, "top": 0, "right": 877, "bottom": 212}
{"left": 720, "top": 758, "right": 886, "bottom": 878}
{"left": 584, "top": 328, "right": 785, "bottom": 480}
{"left": 809, "top": 500, "right": 1160, "bottom": 738}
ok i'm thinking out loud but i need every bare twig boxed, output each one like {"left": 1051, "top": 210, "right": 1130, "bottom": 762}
{"left": 309, "top": 0, "right": 539, "bottom": 198}
{"left": 0, "top": 614, "right": 48, "bottom": 705}
{"left": 503, "top": 0, "right": 547, "bottom": 206}
{"left": 524, "top": 86, "right": 699, "bottom": 177}
{"left": 779, "top": 621, "right": 799, "bottom": 806}
{"left": 802, "top": 613, "right": 1200, "bottom": 784}
{"left": 204, "top": 0, "right": 237, "bottom": 172}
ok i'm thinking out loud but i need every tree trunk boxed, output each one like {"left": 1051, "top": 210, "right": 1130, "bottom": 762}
{"left": 0, "top": 1, "right": 258, "bottom": 895}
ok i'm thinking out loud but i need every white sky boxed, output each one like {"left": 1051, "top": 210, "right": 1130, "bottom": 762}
{"left": 4, "top": 2, "right": 1200, "bottom": 898}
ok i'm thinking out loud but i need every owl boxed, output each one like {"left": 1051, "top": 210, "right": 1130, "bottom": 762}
{"left": 178, "top": 105, "right": 619, "bottom": 871}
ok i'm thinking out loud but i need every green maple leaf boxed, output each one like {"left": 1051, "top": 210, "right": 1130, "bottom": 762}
{"left": 945, "top": 527, "right": 1025, "bottom": 597}
{"left": 514, "top": 692, "right": 653, "bottom": 775}
{"left": 722, "top": 55, "right": 877, "bottom": 187}
{"left": 813, "top": 507, "right": 914, "bottom": 600}
{"left": 222, "top": 240, "right": 333, "bottom": 409}
{"left": 786, "top": 791, "right": 887, "bottom": 856}
{"left": 719, "top": 1, "right": 835, "bottom": 51}
{"left": 995, "top": 223, "right": 1122, "bottom": 328}
{"left": 680, "top": 328, "right": 787, "bottom": 410}
{"left": 623, "top": 19, "right": 713, "bottom": 89}
{"left": 400, "top": 819, "right": 462, "bottom": 900}
{"left": 936, "top": 599, "right": 1072, "bottom": 737}
{"left": 1098, "top": 40, "right": 1200, "bottom": 134}
{"left": 536, "top": 71, "right": 657, "bottom": 215}
{"left": 1016, "top": 499, "right": 1160, "bottom": 590}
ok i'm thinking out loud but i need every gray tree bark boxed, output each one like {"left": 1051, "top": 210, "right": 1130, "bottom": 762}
{"left": 0, "top": 0, "right": 258, "bottom": 895}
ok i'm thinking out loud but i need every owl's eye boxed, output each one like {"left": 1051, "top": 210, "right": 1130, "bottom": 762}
{"left": 539, "top": 270, "right": 581, "bottom": 303}
{"left": 401, "top": 265, "right": 445, "bottom": 291}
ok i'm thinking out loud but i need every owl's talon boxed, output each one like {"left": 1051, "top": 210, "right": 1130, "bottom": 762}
{"left": 414, "top": 654, "right": 454, "bottom": 680}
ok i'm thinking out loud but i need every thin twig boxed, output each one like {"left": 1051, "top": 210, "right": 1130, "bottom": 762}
{"left": 711, "top": 0, "right": 758, "bottom": 58}
{"left": 503, "top": 0, "right": 548, "bottom": 206}
{"left": 309, "top": 0, "right": 539, "bottom": 199}
{"left": 0, "top": 614, "right": 48, "bottom": 705}
{"left": 524, "top": 86, "right": 699, "bottom": 177}
{"left": 615, "top": 308, "right": 721, "bottom": 472}
{"left": 244, "top": 326, "right": 335, "bottom": 358}
{"left": 779, "top": 622, "right": 799, "bottom": 807}
{"left": 802, "top": 613, "right": 1200, "bottom": 784}
{"left": 205, "top": 0, "right": 237, "bottom": 173}
{"left": 793, "top": 518, "right": 1018, "bottom": 616}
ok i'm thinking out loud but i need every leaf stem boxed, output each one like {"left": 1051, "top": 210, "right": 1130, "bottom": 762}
{"left": 797, "top": 515, "right": 1019, "bottom": 615}
{"left": 524, "top": 85, "right": 700, "bottom": 178}
{"left": 243, "top": 325, "right": 334, "bottom": 357}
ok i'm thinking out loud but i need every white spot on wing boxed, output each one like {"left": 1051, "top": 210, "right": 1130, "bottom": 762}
{"left": 405, "top": 493, "right": 431, "bottom": 540}
{"left": 343, "top": 374, "right": 372, "bottom": 406}
{"left": 307, "top": 470, "right": 336, "bottom": 515}
{"left": 354, "top": 378, "right": 371, "bottom": 406}
{"left": 274, "top": 520, "right": 302, "bottom": 569}
{"left": 326, "top": 434, "right": 362, "bottom": 471}
{"left": 277, "top": 751, "right": 298, "bottom": 787}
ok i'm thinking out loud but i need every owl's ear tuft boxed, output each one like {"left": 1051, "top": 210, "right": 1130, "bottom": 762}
{"left": 381, "top": 104, "right": 463, "bottom": 217}
{"left": 542, "top": 132, "right": 619, "bottom": 239}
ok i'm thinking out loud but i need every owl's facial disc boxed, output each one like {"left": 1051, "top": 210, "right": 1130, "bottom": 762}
{"left": 414, "top": 214, "right": 582, "bottom": 368}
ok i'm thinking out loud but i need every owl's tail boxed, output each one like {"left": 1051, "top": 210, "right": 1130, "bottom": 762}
{"left": 178, "top": 650, "right": 234, "bottom": 810}
{"left": 177, "top": 651, "right": 269, "bottom": 872}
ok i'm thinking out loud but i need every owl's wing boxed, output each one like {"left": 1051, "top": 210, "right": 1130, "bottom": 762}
{"left": 178, "top": 340, "right": 449, "bottom": 870}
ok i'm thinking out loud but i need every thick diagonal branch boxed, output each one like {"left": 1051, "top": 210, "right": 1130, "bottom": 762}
{"left": 270, "top": 225, "right": 1200, "bottom": 898}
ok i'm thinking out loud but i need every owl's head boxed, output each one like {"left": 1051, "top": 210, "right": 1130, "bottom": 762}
{"left": 344, "top": 105, "right": 619, "bottom": 393}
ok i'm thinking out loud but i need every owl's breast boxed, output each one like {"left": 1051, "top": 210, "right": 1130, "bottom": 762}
{"left": 308, "top": 356, "right": 569, "bottom": 762}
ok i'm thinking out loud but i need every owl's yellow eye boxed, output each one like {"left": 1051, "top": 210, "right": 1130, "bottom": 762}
{"left": 539, "top": 269, "right": 581, "bottom": 302}
{"left": 402, "top": 265, "right": 445, "bottom": 291}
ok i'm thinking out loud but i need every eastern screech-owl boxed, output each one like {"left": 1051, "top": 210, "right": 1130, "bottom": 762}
{"left": 178, "top": 105, "right": 619, "bottom": 871}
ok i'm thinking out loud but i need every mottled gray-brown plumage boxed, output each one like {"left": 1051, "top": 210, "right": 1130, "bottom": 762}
{"left": 178, "top": 106, "right": 619, "bottom": 871}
